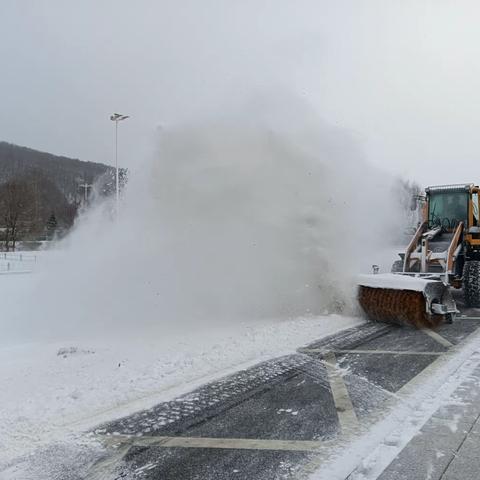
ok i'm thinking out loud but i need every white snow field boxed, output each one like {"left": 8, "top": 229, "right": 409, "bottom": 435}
{"left": 0, "top": 264, "right": 362, "bottom": 469}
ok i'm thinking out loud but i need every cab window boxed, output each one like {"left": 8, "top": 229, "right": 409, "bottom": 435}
{"left": 429, "top": 192, "right": 468, "bottom": 229}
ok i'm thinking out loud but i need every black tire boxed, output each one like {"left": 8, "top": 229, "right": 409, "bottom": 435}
{"left": 463, "top": 260, "right": 480, "bottom": 307}
{"left": 391, "top": 260, "right": 403, "bottom": 273}
{"left": 445, "top": 313, "right": 455, "bottom": 324}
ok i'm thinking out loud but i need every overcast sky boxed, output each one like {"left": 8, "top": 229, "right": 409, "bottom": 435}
{"left": 1, "top": 0, "right": 480, "bottom": 185}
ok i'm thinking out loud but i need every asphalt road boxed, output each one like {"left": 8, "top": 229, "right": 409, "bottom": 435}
{"left": 91, "top": 292, "right": 480, "bottom": 480}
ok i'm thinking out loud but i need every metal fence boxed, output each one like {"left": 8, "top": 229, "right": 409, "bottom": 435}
{"left": 0, "top": 252, "right": 37, "bottom": 274}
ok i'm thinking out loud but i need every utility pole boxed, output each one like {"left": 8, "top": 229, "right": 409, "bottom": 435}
{"left": 109, "top": 113, "right": 129, "bottom": 216}
{"left": 78, "top": 182, "right": 92, "bottom": 204}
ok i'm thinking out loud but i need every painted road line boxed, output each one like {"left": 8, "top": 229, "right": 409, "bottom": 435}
{"left": 396, "top": 349, "right": 457, "bottom": 398}
{"left": 460, "top": 316, "right": 480, "bottom": 320}
{"left": 422, "top": 328, "right": 453, "bottom": 348}
{"left": 297, "top": 348, "right": 326, "bottom": 354}
{"left": 393, "top": 325, "right": 480, "bottom": 398}
{"left": 299, "top": 325, "right": 480, "bottom": 479}
{"left": 322, "top": 351, "right": 359, "bottom": 432}
{"left": 336, "top": 349, "right": 444, "bottom": 356}
{"left": 88, "top": 443, "right": 132, "bottom": 480}
{"left": 299, "top": 348, "right": 443, "bottom": 356}
{"left": 99, "top": 434, "right": 326, "bottom": 452}
{"left": 298, "top": 352, "right": 360, "bottom": 476}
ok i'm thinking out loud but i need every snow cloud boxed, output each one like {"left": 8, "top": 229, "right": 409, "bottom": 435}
{"left": 3, "top": 94, "right": 403, "bottom": 342}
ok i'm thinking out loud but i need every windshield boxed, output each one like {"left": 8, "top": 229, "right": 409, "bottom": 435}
{"left": 428, "top": 191, "right": 468, "bottom": 229}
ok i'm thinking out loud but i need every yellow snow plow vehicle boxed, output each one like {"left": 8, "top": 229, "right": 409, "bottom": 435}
{"left": 359, "top": 183, "right": 480, "bottom": 328}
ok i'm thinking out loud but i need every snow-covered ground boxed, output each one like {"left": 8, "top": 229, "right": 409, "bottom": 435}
{"left": 0, "top": 260, "right": 362, "bottom": 470}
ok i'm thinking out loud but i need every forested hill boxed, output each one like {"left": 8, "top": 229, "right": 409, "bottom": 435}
{"left": 0, "top": 141, "right": 116, "bottom": 202}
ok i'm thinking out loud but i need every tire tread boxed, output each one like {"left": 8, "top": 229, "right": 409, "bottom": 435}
{"left": 464, "top": 260, "right": 480, "bottom": 307}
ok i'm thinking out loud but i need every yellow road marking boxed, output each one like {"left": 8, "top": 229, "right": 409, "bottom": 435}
{"left": 99, "top": 434, "right": 326, "bottom": 452}
{"left": 300, "top": 348, "right": 443, "bottom": 356}
{"left": 322, "top": 351, "right": 359, "bottom": 432}
{"left": 422, "top": 329, "right": 453, "bottom": 348}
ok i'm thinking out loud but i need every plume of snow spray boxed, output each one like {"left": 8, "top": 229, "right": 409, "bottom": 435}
{"left": 4, "top": 97, "right": 402, "bottom": 341}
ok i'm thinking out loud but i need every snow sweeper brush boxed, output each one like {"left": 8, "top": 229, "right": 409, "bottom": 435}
{"left": 357, "top": 274, "right": 457, "bottom": 328}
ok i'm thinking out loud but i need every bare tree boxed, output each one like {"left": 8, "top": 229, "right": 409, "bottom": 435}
{"left": 0, "top": 180, "right": 34, "bottom": 251}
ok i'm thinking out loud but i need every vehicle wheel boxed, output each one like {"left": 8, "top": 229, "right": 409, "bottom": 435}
{"left": 463, "top": 260, "right": 480, "bottom": 307}
{"left": 445, "top": 313, "right": 455, "bottom": 324}
{"left": 391, "top": 260, "right": 404, "bottom": 273}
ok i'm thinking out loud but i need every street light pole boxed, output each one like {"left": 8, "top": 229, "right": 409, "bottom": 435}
{"left": 110, "top": 113, "right": 129, "bottom": 216}
{"left": 115, "top": 119, "right": 118, "bottom": 209}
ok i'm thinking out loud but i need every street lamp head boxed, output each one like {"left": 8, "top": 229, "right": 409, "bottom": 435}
{"left": 110, "top": 113, "right": 130, "bottom": 121}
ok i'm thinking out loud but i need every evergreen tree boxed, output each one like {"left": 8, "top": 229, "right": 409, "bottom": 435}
{"left": 46, "top": 213, "right": 58, "bottom": 240}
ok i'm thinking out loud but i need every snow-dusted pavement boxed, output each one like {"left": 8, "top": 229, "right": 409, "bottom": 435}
{"left": 3, "top": 280, "right": 480, "bottom": 479}
{"left": 308, "top": 291, "right": 480, "bottom": 480}
{"left": 375, "top": 362, "right": 480, "bottom": 480}
{"left": 4, "top": 298, "right": 480, "bottom": 479}
{"left": 80, "top": 309, "right": 480, "bottom": 480}
{"left": 0, "top": 311, "right": 361, "bottom": 479}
